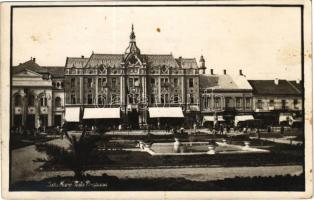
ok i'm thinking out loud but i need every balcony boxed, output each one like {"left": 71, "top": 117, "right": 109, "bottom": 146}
{"left": 28, "top": 106, "right": 36, "bottom": 114}
{"left": 14, "top": 107, "right": 22, "bottom": 115}
{"left": 40, "top": 106, "right": 49, "bottom": 114}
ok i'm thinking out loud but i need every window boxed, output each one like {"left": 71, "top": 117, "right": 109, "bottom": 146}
{"left": 134, "top": 78, "right": 139, "bottom": 87}
{"left": 189, "top": 78, "right": 194, "bottom": 88}
{"left": 98, "top": 78, "right": 107, "bottom": 88}
{"left": 56, "top": 82, "right": 60, "bottom": 88}
{"left": 128, "top": 78, "right": 133, "bottom": 88}
{"left": 151, "top": 94, "right": 155, "bottom": 104}
{"left": 173, "top": 95, "right": 179, "bottom": 103}
{"left": 151, "top": 78, "right": 155, "bottom": 85}
{"left": 98, "top": 95, "right": 103, "bottom": 105}
{"left": 257, "top": 99, "right": 263, "bottom": 109}
{"left": 225, "top": 97, "right": 233, "bottom": 108}
{"left": 269, "top": 99, "right": 274, "bottom": 107}
{"left": 281, "top": 99, "right": 287, "bottom": 110}
{"left": 189, "top": 94, "right": 194, "bottom": 104}
{"left": 70, "top": 78, "right": 75, "bottom": 88}
{"left": 161, "top": 93, "right": 169, "bottom": 104}
{"left": 87, "top": 94, "right": 93, "bottom": 104}
{"left": 236, "top": 97, "right": 242, "bottom": 108}
{"left": 112, "top": 78, "right": 116, "bottom": 88}
{"left": 293, "top": 99, "right": 298, "bottom": 109}
{"left": 87, "top": 78, "right": 93, "bottom": 87}
{"left": 214, "top": 98, "right": 221, "bottom": 108}
{"left": 111, "top": 94, "right": 117, "bottom": 104}
{"left": 174, "top": 78, "right": 178, "bottom": 87}
{"left": 40, "top": 97, "right": 47, "bottom": 106}
{"left": 71, "top": 94, "right": 76, "bottom": 104}
{"left": 14, "top": 95, "right": 22, "bottom": 106}
{"left": 28, "top": 95, "right": 35, "bottom": 106}
{"left": 245, "top": 97, "right": 251, "bottom": 108}
{"left": 61, "top": 82, "right": 64, "bottom": 88}
{"left": 55, "top": 97, "right": 61, "bottom": 107}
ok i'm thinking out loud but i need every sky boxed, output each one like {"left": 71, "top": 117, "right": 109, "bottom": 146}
{"left": 13, "top": 6, "right": 302, "bottom": 80}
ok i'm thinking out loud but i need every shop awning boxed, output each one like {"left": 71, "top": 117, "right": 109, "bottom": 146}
{"left": 203, "top": 115, "right": 225, "bottom": 122}
{"left": 279, "top": 113, "right": 292, "bottom": 122}
{"left": 234, "top": 115, "right": 254, "bottom": 125}
{"left": 65, "top": 107, "right": 80, "bottom": 122}
{"left": 83, "top": 108, "right": 120, "bottom": 119}
{"left": 149, "top": 107, "right": 184, "bottom": 118}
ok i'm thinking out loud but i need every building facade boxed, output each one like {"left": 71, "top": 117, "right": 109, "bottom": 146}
{"left": 199, "top": 69, "right": 253, "bottom": 125}
{"left": 64, "top": 25, "right": 202, "bottom": 128}
{"left": 248, "top": 79, "right": 303, "bottom": 125}
{"left": 11, "top": 26, "right": 304, "bottom": 131}
{"left": 11, "top": 58, "right": 64, "bottom": 130}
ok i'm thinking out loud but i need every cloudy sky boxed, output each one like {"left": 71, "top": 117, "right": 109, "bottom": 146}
{"left": 13, "top": 6, "right": 302, "bottom": 80}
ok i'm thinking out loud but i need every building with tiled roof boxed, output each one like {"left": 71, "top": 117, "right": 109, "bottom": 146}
{"left": 248, "top": 79, "right": 303, "bottom": 125}
{"left": 199, "top": 69, "right": 253, "bottom": 119}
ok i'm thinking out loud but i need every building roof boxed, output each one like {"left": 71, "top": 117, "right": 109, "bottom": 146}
{"left": 13, "top": 59, "right": 64, "bottom": 78}
{"left": 65, "top": 53, "right": 197, "bottom": 68}
{"left": 175, "top": 58, "right": 198, "bottom": 69}
{"left": 144, "top": 54, "right": 180, "bottom": 68}
{"left": 289, "top": 80, "right": 303, "bottom": 92}
{"left": 42, "top": 67, "right": 64, "bottom": 78}
{"left": 248, "top": 80, "right": 301, "bottom": 95}
{"left": 65, "top": 57, "right": 89, "bottom": 68}
{"left": 13, "top": 59, "right": 48, "bottom": 74}
{"left": 199, "top": 74, "right": 252, "bottom": 91}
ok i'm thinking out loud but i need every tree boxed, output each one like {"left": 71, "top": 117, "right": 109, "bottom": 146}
{"left": 36, "top": 126, "right": 109, "bottom": 179}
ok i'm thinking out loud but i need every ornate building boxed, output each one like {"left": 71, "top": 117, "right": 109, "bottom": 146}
{"left": 64, "top": 25, "right": 202, "bottom": 128}
{"left": 11, "top": 58, "right": 64, "bottom": 130}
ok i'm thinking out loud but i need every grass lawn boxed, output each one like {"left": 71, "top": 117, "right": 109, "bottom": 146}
{"left": 10, "top": 134, "right": 59, "bottom": 150}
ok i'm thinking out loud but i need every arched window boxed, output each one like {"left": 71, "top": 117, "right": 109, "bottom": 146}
{"left": 40, "top": 96, "right": 47, "bottom": 106}
{"left": 55, "top": 97, "right": 61, "bottom": 107}
{"left": 28, "top": 95, "right": 35, "bottom": 106}
{"left": 56, "top": 82, "right": 60, "bottom": 88}
{"left": 14, "top": 94, "right": 22, "bottom": 106}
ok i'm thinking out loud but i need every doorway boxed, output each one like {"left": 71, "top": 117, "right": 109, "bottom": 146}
{"left": 128, "top": 109, "right": 139, "bottom": 129}
{"left": 26, "top": 114, "right": 35, "bottom": 130}
{"left": 54, "top": 115, "right": 62, "bottom": 127}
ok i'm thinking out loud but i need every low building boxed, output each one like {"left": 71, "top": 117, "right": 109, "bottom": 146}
{"left": 11, "top": 58, "right": 64, "bottom": 130}
{"left": 248, "top": 79, "right": 303, "bottom": 125}
{"left": 199, "top": 69, "right": 253, "bottom": 126}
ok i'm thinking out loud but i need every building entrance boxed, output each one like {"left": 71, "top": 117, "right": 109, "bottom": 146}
{"left": 128, "top": 109, "right": 139, "bottom": 129}
{"left": 26, "top": 114, "right": 35, "bottom": 130}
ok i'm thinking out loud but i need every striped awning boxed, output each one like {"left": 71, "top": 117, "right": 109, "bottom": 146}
{"left": 65, "top": 107, "right": 80, "bottom": 122}
{"left": 148, "top": 107, "right": 184, "bottom": 118}
{"left": 83, "top": 108, "right": 120, "bottom": 119}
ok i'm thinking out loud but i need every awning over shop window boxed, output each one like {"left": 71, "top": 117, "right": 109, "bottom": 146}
{"left": 203, "top": 116, "right": 225, "bottom": 122}
{"left": 189, "top": 105, "right": 200, "bottom": 111}
{"left": 83, "top": 108, "right": 120, "bottom": 119}
{"left": 148, "top": 107, "right": 184, "bottom": 118}
{"left": 234, "top": 115, "right": 254, "bottom": 125}
{"left": 279, "top": 113, "right": 292, "bottom": 123}
{"left": 65, "top": 107, "right": 80, "bottom": 122}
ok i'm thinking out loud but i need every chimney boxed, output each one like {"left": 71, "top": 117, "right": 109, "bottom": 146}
{"left": 210, "top": 69, "right": 214, "bottom": 75}
{"left": 32, "top": 57, "right": 36, "bottom": 62}
{"left": 239, "top": 69, "right": 243, "bottom": 76}
{"left": 296, "top": 79, "right": 301, "bottom": 84}
{"left": 274, "top": 78, "right": 279, "bottom": 85}
{"left": 223, "top": 69, "right": 226, "bottom": 75}
{"left": 81, "top": 55, "right": 84, "bottom": 58}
